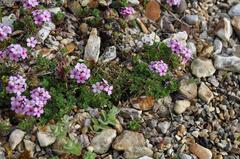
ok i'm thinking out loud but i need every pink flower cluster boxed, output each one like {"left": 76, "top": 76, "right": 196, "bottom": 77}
{"left": 0, "top": 24, "right": 12, "bottom": 41}
{"left": 6, "top": 75, "right": 27, "bottom": 95}
{"left": 92, "top": 79, "right": 113, "bottom": 95}
{"left": 23, "top": 0, "right": 39, "bottom": 9}
{"left": 6, "top": 44, "right": 28, "bottom": 61}
{"left": 32, "top": 9, "right": 51, "bottom": 25}
{"left": 166, "top": 0, "right": 181, "bottom": 6}
{"left": 10, "top": 87, "right": 51, "bottom": 117}
{"left": 168, "top": 39, "right": 192, "bottom": 64}
{"left": 70, "top": 63, "right": 91, "bottom": 84}
{"left": 149, "top": 60, "right": 168, "bottom": 76}
{"left": 120, "top": 7, "right": 135, "bottom": 16}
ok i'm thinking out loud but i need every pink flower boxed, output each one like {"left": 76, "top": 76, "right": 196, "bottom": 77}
{"left": 30, "top": 87, "right": 51, "bottom": 105}
{"left": 7, "top": 44, "right": 27, "bottom": 61}
{"left": 166, "top": 0, "right": 181, "bottom": 6}
{"left": 23, "top": 0, "right": 39, "bottom": 8}
{"left": 120, "top": 7, "right": 135, "bottom": 16}
{"left": 32, "top": 9, "right": 51, "bottom": 25}
{"left": 26, "top": 37, "right": 38, "bottom": 48}
{"left": 0, "top": 50, "right": 6, "bottom": 59}
{"left": 92, "top": 79, "right": 113, "bottom": 95}
{"left": 70, "top": 63, "right": 91, "bottom": 84}
{"left": 0, "top": 24, "right": 12, "bottom": 41}
{"left": 149, "top": 60, "right": 168, "bottom": 76}
{"left": 6, "top": 75, "right": 27, "bottom": 95}
{"left": 11, "top": 95, "right": 28, "bottom": 114}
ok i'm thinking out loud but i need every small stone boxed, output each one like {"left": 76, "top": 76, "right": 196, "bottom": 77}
{"left": 99, "top": 46, "right": 117, "bottom": 63}
{"left": 80, "top": 0, "right": 91, "bottom": 6}
{"left": 198, "top": 82, "right": 214, "bottom": 104}
{"left": 66, "top": 43, "right": 76, "bottom": 54}
{"left": 145, "top": 0, "right": 161, "bottom": 21}
{"left": 52, "top": 138, "right": 67, "bottom": 155}
{"left": 189, "top": 143, "right": 212, "bottom": 159}
{"left": 84, "top": 28, "right": 101, "bottom": 63}
{"left": 128, "top": 0, "right": 139, "bottom": 5}
{"left": 138, "top": 156, "right": 153, "bottom": 159}
{"left": 174, "top": 100, "right": 191, "bottom": 114}
{"left": 48, "top": 7, "right": 61, "bottom": 14}
{"left": 154, "top": 96, "right": 172, "bottom": 117}
{"left": 184, "top": 15, "right": 199, "bottom": 25}
{"left": 176, "top": 0, "right": 187, "bottom": 14}
{"left": 24, "top": 139, "right": 35, "bottom": 157}
{"left": 231, "top": 16, "right": 240, "bottom": 39}
{"left": 9, "top": 129, "right": 26, "bottom": 150}
{"left": 141, "top": 32, "right": 160, "bottom": 45}
{"left": 213, "top": 38, "right": 223, "bottom": 55}
{"left": 124, "top": 147, "right": 153, "bottom": 159}
{"left": 179, "top": 153, "right": 192, "bottom": 159}
{"left": 179, "top": 79, "right": 198, "bottom": 100}
{"left": 157, "top": 121, "right": 171, "bottom": 134}
{"left": 37, "top": 128, "right": 56, "bottom": 147}
{"left": 2, "top": 14, "right": 17, "bottom": 28}
{"left": 228, "top": 4, "right": 240, "bottom": 17}
{"left": 131, "top": 96, "right": 154, "bottom": 111}
{"left": 112, "top": 131, "right": 145, "bottom": 151}
{"left": 187, "top": 42, "right": 197, "bottom": 58}
{"left": 91, "top": 129, "right": 117, "bottom": 154}
{"left": 80, "top": 23, "right": 89, "bottom": 33}
{"left": 120, "top": 108, "right": 142, "bottom": 119}
{"left": 215, "top": 18, "right": 233, "bottom": 41}
{"left": 200, "top": 45, "right": 214, "bottom": 58}
{"left": 214, "top": 55, "right": 240, "bottom": 73}
{"left": 191, "top": 58, "right": 216, "bottom": 78}
{"left": 160, "top": 16, "right": 175, "bottom": 32}
{"left": 68, "top": 1, "right": 81, "bottom": 16}
{"left": 2, "top": 0, "right": 15, "bottom": 7}
{"left": 38, "top": 28, "right": 51, "bottom": 42}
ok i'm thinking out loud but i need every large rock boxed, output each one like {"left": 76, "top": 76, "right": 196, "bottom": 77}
{"left": 198, "top": 82, "right": 214, "bottom": 104}
{"left": 124, "top": 146, "right": 153, "bottom": 159}
{"left": 112, "top": 131, "right": 145, "bottom": 151}
{"left": 214, "top": 55, "right": 240, "bottom": 73}
{"left": 189, "top": 143, "right": 212, "bottom": 159}
{"left": 229, "top": 4, "right": 240, "bottom": 17}
{"left": 37, "top": 128, "right": 56, "bottom": 147}
{"left": 191, "top": 58, "right": 216, "bottom": 78}
{"left": 9, "top": 129, "right": 25, "bottom": 150}
{"left": 174, "top": 100, "right": 191, "bottom": 114}
{"left": 215, "top": 18, "right": 233, "bottom": 41}
{"left": 84, "top": 28, "right": 101, "bottom": 63}
{"left": 179, "top": 79, "right": 198, "bottom": 100}
{"left": 91, "top": 129, "right": 117, "bottom": 154}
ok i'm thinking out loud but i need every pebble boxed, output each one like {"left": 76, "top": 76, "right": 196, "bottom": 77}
{"left": 187, "top": 42, "right": 197, "bottom": 58}
{"left": 189, "top": 143, "right": 212, "bottom": 159}
{"left": 213, "top": 38, "right": 223, "bottom": 55}
{"left": 91, "top": 129, "right": 117, "bottom": 154}
{"left": 112, "top": 130, "right": 145, "bottom": 151}
{"left": 128, "top": 0, "right": 140, "bottom": 5}
{"left": 2, "top": 14, "right": 17, "bottom": 27}
{"left": 8, "top": 129, "right": 25, "bottom": 150}
{"left": 157, "top": 121, "right": 171, "bottom": 134}
{"left": 174, "top": 100, "right": 191, "bottom": 114}
{"left": 191, "top": 58, "right": 216, "bottom": 78}
{"left": 228, "top": 4, "right": 240, "bottom": 17}
{"left": 2, "top": 0, "right": 15, "bottom": 7}
{"left": 37, "top": 129, "right": 56, "bottom": 147}
{"left": 99, "top": 46, "right": 117, "bottom": 63}
{"left": 198, "top": 82, "right": 214, "bottom": 103}
{"left": 179, "top": 79, "right": 198, "bottom": 100}
{"left": 179, "top": 153, "right": 192, "bottom": 159}
{"left": 84, "top": 28, "right": 101, "bottom": 63}
{"left": 24, "top": 139, "right": 35, "bottom": 157}
{"left": 124, "top": 146, "right": 153, "bottom": 159}
{"left": 184, "top": 15, "right": 199, "bottom": 25}
{"left": 215, "top": 18, "right": 233, "bottom": 41}
{"left": 214, "top": 55, "right": 240, "bottom": 73}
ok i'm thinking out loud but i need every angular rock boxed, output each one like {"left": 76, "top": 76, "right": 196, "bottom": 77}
{"left": 9, "top": 129, "right": 25, "bottom": 150}
{"left": 84, "top": 28, "right": 101, "bottom": 63}
{"left": 179, "top": 79, "right": 198, "bottom": 100}
{"left": 24, "top": 139, "right": 35, "bottom": 157}
{"left": 184, "top": 15, "right": 199, "bottom": 25}
{"left": 124, "top": 146, "right": 153, "bottom": 159}
{"left": 91, "top": 129, "right": 117, "bottom": 154}
{"left": 174, "top": 100, "right": 191, "bottom": 114}
{"left": 99, "top": 46, "right": 117, "bottom": 63}
{"left": 145, "top": 0, "right": 161, "bottom": 21}
{"left": 231, "top": 16, "right": 240, "bottom": 39}
{"left": 37, "top": 129, "right": 56, "bottom": 147}
{"left": 229, "top": 4, "right": 240, "bottom": 17}
{"left": 189, "top": 143, "right": 212, "bottom": 159}
{"left": 198, "top": 82, "right": 214, "bottom": 104}
{"left": 214, "top": 55, "right": 240, "bottom": 73}
{"left": 215, "top": 18, "right": 233, "bottom": 41}
{"left": 131, "top": 96, "right": 154, "bottom": 111}
{"left": 157, "top": 121, "right": 171, "bottom": 134}
{"left": 191, "top": 58, "right": 216, "bottom": 78}
{"left": 112, "top": 131, "right": 145, "bottom": 151}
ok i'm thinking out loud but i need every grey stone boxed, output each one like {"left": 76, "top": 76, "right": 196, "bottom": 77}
{"left": 9, "top": 129, "right": 25, "bottom": 150}
{"left": 128, "top": 0, "right": 139, "bottom": 5}
{"left": 124, "top": 147, "right": 153, "bottom": 159}
{"left": 37, "top": 129, "right": 56, "bottom": 147}
{"left": 214, "top": 55, "right": 240, "bottom": 73}
{"left": 174, "top": 100, "right": 191, "bottom": 114}
{"left": 99, "top": 46, "right": 117, "bottom": 63}
{"left": 179, "top": 79, "right": 198, "bottom": 100}
{"left": 213, "top": 38, "right": 223, "bottom": 55}
{"left": 229, "top": 4, "right": 240, "bottom": 17}
{"left": 215, "top": 18, "right": 233, "bottom": 41}
{"left": 84, "top": 28, "right": 101, "bottom": 63}
{"left": 1, "top": 0, "right": 15, "bottom": 7}
{"left": 157, "top": 121, "right": 171, "bottom": 134}
{"left": 184, "top": 15, "right": 199, "bottom": 25}
{"left": 2, "top": 14, "right": 17, "bottom": 28}
{"left": 24, "top": 139, "right": 35, "bottom": 157}
{"left": 198, "top": 82, "right": 214, "bottom": 104}
{"left": 180, "top": 153, "right": 193, "bottom": 159}
{"left": 191, "top": 58, "right": 216, "bottom": 78}
{"left": 91, "top": 129, "right": 117, "bottom": 154}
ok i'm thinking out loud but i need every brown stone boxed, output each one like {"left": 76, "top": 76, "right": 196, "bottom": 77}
{"left": 145, "top": 0, "right": 161, "bottom": 21}
{"left": 66, "top": 43, "right": 76, "bottom": 54}
{"left": 131, "top": 96, "right": 154, "bottom": 111}
{"left": 189, "top": 143, "right": 212, "bottom": 159}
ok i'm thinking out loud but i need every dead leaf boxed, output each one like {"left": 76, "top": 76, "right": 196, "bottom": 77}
{"left": 145, "top": 0, "right": 161, "bottom": 21}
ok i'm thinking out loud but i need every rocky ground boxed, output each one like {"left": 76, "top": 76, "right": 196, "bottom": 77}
{"left": 0, "top": 0, "right": 240, "bottom": 159}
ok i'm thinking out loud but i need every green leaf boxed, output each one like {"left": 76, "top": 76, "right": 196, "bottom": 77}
{"left": 63, "top": 139, "right": 82, "bottom": 156}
